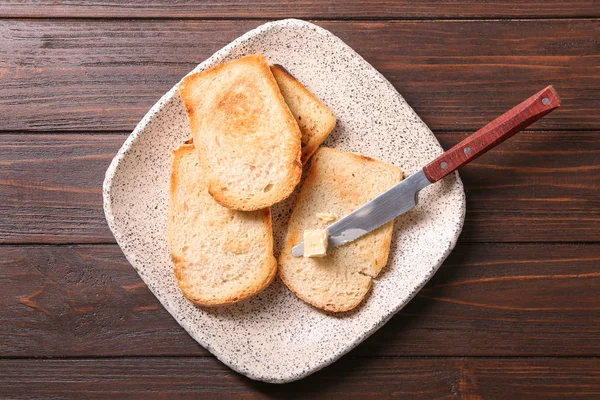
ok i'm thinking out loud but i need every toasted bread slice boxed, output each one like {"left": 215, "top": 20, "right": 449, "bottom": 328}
{"left": 278, "top": 147, "right": 403, "bottom": 312}
{"left": 169, "top": 144, "right": 277, "bottom": 306}
{"left": 270, "top": 65, "right": 336, "bottom": 164}
{"left": 178, "top": 54, "right": 302, "bottom": 211}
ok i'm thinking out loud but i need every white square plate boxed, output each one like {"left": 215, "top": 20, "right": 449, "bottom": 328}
{"left": 103, "top": 19, "right": 465, "bottom": 383}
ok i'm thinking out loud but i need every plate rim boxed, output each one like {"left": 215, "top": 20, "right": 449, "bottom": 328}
{"left": 103, "top": 18, "right": 466, "bottom": 383}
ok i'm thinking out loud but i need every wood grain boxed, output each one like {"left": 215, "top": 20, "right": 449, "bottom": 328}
{"left": 2, "top": 243, "right": 598, "bottom": 358}
{"left": 0, "top": 135, "right": 123, "bottom": 243}
{"left": 0, "top": 0, "right": 598, "bottom": 19}
{"left": 424, "top": 86, "right": 560, "bottom": 182}
{"left": 0, "top": 245, "right": 190, "bottom": 357}
{"left": 1, "top": 133, "right": 597, "bottom": 244}
{"left": 1, "top": 4, "right": 598, "bottom": 397}
{"left": 436, "top": 131, "right": 600, "bottom": 242}
{"left": 0, "top": 357, "right": 598, "bottom": 399}
{"left": 1, "top": 20, "right": 598, "bottom": 132}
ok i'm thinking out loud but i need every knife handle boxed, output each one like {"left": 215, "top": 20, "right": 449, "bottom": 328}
{"left": 423, "top": 85, "right": 560, "bottom": 183}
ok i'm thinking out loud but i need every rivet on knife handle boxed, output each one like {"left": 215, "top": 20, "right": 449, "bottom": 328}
{"left": 423, "top": 85, "right": 561, "bottom": 183}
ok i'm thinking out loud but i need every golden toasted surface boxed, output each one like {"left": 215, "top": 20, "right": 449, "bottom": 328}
{"left": 168, "top": 144, "right": 277, "bottom": 306}
{"left": 278, "top": 147, "right": 403, "bottom": 312}
{"left": 179, "top": 54, "right": 302, "bottom": 211}
{"left": 270, "top": 64, "right": 336, "bottom": 164}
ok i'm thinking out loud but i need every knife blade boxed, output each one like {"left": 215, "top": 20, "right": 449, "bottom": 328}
{"left": 291, "top": 169, "right": 430, "bottom": 257}
{"left": 292, "top": 85, "right": 561, "bottom": 257}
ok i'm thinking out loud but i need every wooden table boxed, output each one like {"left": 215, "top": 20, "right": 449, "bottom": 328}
{"left": 1, "top": 2, "right": 599, "bottom": 398}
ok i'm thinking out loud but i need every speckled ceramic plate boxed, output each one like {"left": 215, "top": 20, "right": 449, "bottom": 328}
{"left": 103, "top": 19, "right": 465, "bottom": 383}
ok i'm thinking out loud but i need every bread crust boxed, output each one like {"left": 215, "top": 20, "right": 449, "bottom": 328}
{"left": 179, "top": 55, "right": 302, "bottom": 211}
{"left": 270, "top": 64, "right": 336, "bottom": 164}
{"left": 169, "top": 144, "right": 277, "bottom": 306}
{"left": 278, "top": 147, "right": 403, "bottom": 312}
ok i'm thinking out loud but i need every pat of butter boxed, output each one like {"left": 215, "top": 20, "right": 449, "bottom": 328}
{"left": 303, "top": 229, "right": 328, "bottom": 258}
{"left": 316, "top": 212, "right": 338, "bottom": 224}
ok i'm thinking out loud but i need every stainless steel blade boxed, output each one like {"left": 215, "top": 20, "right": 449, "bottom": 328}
{"left": 291, "top": 169, "right": 431, "bottom": 257}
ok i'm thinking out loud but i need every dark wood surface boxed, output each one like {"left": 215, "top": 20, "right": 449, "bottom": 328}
{"left": 2, "top": 243, "right": 599, "bottom": 358}
{"left": 3, "top": 132, "right": 598, "bottom": 244}
{"left": 2, "top": 20, "right": 599, "bottom": 132}
{"left": 424, "top": 86, "right": 561, "bottom": 182}
{"left": 1, "top": 0, "right": 598, "bottom": 19}
{"left": 1, "top": 3, "right": 599, "bottom": 398}
{"left": 1, "top": 358, "right": 599, "bottom": 399}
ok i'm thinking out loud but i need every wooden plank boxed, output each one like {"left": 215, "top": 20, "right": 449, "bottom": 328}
{"left": 0, "top": 0, "right": 598, "bottom": 19}
{"left": 0, "top": 135, "right": 123, "bottom": 243}
{"left": 361, "top": 243, "right": 600, "bottom": 356}
{"left": 1, "top": 20, "right": 598, "bottom": 132}
{"left": 439, "top": 131, "right": 599, "bottom": 212}
{"left": 437, "top": 131, "right": 600, "bottom": 242}
{"left": 1, "top": 133, "right": 597, "bottom": 244}
{"left": 0, "top": 357, "right": 598, "bottom": 399}
{"left": 0, "top": 245, "right": 194, "bottom": 357}
{"left": 2, "top": 244, "right": 598, "bottom": 357}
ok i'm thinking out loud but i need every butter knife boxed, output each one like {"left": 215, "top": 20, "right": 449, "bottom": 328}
{"left": 292, "top": 85, "right": 560, "bottom": 257}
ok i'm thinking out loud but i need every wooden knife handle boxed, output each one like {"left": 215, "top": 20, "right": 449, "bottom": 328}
{"left": 423, "top": 85, "right": 561, "bottom": 183}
